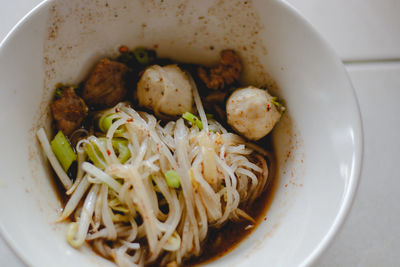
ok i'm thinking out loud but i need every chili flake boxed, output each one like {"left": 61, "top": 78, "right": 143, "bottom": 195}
{"left": 118, "top": 45, "right": 129, "bottom": 53}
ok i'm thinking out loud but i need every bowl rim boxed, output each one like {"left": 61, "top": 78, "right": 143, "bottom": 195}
{"left": 278, "top": 1, "right": 363, "bottom": 266}
{"left": 0, "top": 0, "right": 363, "bottom": 266}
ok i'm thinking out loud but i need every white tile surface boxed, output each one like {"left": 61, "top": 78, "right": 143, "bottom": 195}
{"left": 1, "top": 0, "right": 400, "bottom": 267}
{"left": 3, "top": 0, "right": 400, "bottom": 61}
{"left": 316, "top": 63, "right": 400, "bottom": 267}
{"left": 286, "top": 0, "right": 400, "bottom": 61}
{"left": 0, "top": 0, "right": 43, "bottom": 42}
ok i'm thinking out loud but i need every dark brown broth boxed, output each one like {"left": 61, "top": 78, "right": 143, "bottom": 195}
{"left": 49, "top": 166, "right": 70, "bottom": 205}
{"left": 186, "top": 187, "right": 276, "bottom": 266}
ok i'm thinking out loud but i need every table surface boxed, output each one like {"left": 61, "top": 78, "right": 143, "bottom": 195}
{"left": 1, "top": 0, "right": 400, "bottom": 266}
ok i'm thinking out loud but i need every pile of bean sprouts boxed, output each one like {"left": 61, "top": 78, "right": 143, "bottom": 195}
{"left": 37, "top": 85, "right": 270, "bottom": 266}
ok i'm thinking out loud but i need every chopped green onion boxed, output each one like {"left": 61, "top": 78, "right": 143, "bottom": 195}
{"left": 182, "top": 112, "right": 203, "bottom": 130}
{"left": 94, "top": 137, "right": 131, "bottom": 164}
{"left": 112, "top": 138, "right": 131, "bottom": 164}
{"left": 100, "top": 114, "right": 115, "bottom": 132}
{"left": 85, "top": 142, "right": 106, "bottom": 170}
{"left": 50, "top": 131, "right": 77, "bottom": 171}
{"left": 99, "top": 113, "right": 125, "bottom": 135}
{"left": 55, "top": 88, "right": 63, "bottom": 98}
{"left": 271, "top": 97, "right": 286, "bottom": 113}
{"left": 164, "top": 170, "right": 181, "bottom": 189}
{"left": 133, "top": 47, "right": 150, "bottom": 66}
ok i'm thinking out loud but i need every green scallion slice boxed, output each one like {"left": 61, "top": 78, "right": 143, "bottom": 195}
{"left": 85, "top": 140, "right": 106, "bottom": 170}
{"left": 133, "top": 47, "right": 150, "bottom": 66}
{"left": 99, "top": 113, "right": 125, "bottom": 135}
{"left": 112, "top": 138, "right": 131, "bottom": 164}
{"left": 50, "top": 131, "right": 77, "bottom": 171}
{"left": 182, "top": 112, "right": 203, "bottom": 130}
{"left": 164, "top": 170, "right": 181, "bottom": 189}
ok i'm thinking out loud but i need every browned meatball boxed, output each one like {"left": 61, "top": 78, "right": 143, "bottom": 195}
{"left": 51, "top": 87, "right": 88, "bottom": 136}
{"left": 82, "top": 58, "right": 129, "bottom": 108}
{"left": 197, "top": 50, "right": 242, "bottom": 90}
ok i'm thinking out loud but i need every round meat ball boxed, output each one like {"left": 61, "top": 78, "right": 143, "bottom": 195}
{"left": 226, "top": 86, "right": 282, "bottom": 140}
{"left": 137, "top": 65, "right": 194, "bottom": 117}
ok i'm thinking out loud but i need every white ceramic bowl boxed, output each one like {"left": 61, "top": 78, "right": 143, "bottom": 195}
{"left": 0, "top": 0, "right": 362, "bottom": 266}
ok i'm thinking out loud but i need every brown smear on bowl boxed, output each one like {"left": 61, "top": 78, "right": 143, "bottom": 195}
{"left": 42, "top": 0, "right": 277, "bottom": 93}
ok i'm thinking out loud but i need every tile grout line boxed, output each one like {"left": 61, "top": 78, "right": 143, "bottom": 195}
{"left": 343, "top": 58, "right": 400, "bottom": 66}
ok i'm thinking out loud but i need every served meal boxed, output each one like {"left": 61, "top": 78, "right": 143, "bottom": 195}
{"left": 36, "top": 46, "right": 285, "bottom": 267}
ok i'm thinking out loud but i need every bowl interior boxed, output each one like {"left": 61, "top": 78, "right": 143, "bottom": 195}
{"left": 0, "top": 0, "right": 362, "bottom": 266}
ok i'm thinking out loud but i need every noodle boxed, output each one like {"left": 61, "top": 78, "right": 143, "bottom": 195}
{"left": 38, "top": 95, "right": 271, "bottom": 266}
